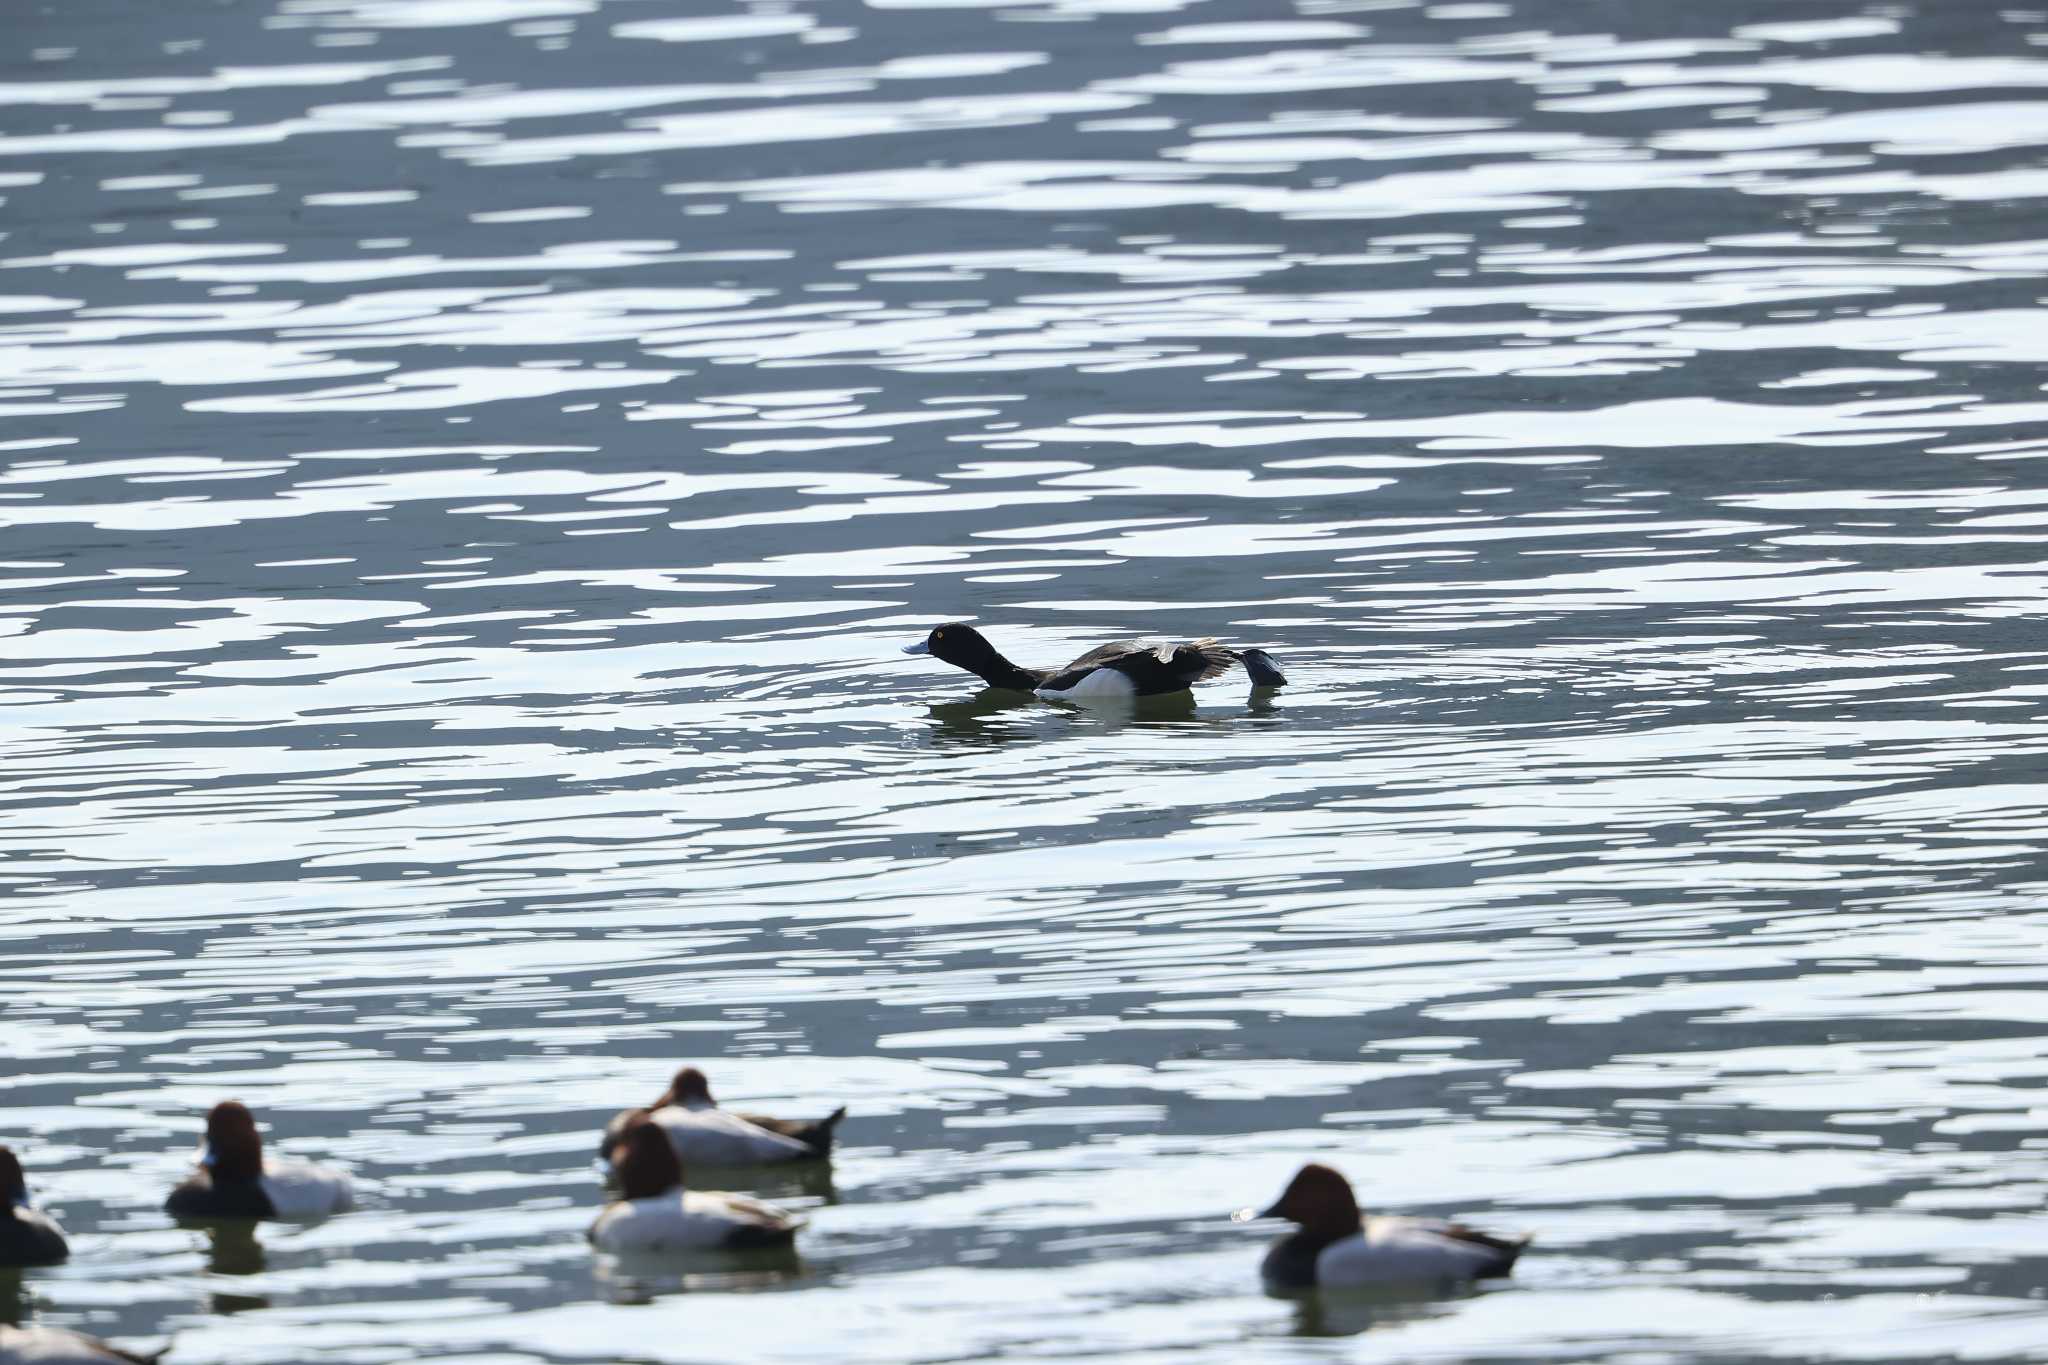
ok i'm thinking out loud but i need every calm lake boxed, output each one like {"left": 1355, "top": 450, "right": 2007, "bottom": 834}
{"left": 6, "top": 0, "right": 2048, "bottom": 1360}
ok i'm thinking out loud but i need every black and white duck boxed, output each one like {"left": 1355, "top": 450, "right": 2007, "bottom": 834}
{"left": 903, "top": 623, "right": 1286, "bottom": 700}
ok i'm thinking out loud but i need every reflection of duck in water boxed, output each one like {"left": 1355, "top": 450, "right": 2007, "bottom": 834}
{"left": 202, "top": 1220, "right": 269, "bottom": 1316}
{"left": 590, "top": 1123, "right": 804, "bottom": 1255}
{"left": 928, "top": 683, "right": 1278, "bottom": 745}
{"left": 1284, "top": 1283, "right": 1463, "bottom": 1339}
{"left": 164, "top": 1101, "right": 354, "bottom": 1222}
{"left": 0, "top": 1148, "right": 67, "bottom": 1267}
{"left": 904, "top": 624, "right": 1286, "bottom": 701}
{"left": 601, "top": 1068, "right": 845, "bottom": 1168}
{"left": 0, "top": 1326, "right": 164, "bottom": 1364}
{"left": 1241, "top": 1164, "right": 1527, "bottom": 1289}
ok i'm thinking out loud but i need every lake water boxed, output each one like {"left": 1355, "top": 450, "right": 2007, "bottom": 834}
{"left": 6, "top": 0, "right": 2048, "bottom": 1360}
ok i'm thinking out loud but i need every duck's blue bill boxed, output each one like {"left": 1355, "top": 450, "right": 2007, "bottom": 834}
{"left": 199, "top": 1143, "right": 218, "bottom": 1169}
{"left": 901, "top": 641, "right": 930, "bottom": 655}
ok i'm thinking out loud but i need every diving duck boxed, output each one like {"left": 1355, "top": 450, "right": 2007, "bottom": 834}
{"left": 903, "top": 623, "right": 1286, "bottom": 700}
{"left": 0, "top": 1146, "right": 67, "bottom": 1266}
{"left": 590, "top": 1120, "right": 804, "bottom": 1254}
{"left": 1242, "top": 1163, "right": 1528, "bottom": 1288}
{"left": 164, "top": 1101, "right": 354, "bottom": 1221}
{"left": 601, "top": 1067, "right": 844, "bottom": 1166}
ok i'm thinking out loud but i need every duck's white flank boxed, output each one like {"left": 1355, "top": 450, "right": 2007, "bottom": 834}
{"left": 258, "top": 1157, "right": 353, "bottom": 1218}
{"left": 1034, "top": 668, "right": 1138, "bottom": 702}
{"left": 1316, "top": 1216, "right": 1518, "bottom": 1286}
{"left": 590, "top": 1188, "right": 800, "bottom": 1253}
{"left": 648, "top": 1101, "right": 814, "bottom": 1165}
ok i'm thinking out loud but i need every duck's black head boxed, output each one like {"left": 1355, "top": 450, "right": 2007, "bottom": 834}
{"left": 902, "top": 624, "right": 1039, "bottom": 691}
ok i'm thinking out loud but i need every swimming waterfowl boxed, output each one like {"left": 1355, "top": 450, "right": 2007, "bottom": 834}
{"left": 602, "top": 1067, "right": 845, "bottom": 1167}
{"left": 0, "top": 1146, "right": 68, "bottom": 1266}
{"left": 590, "top": 1120, "right": 803, "bottom": 1254}
{"left": 903, "top": 623, "right": 1286, "bottom": 700}
{"left": 163, "top": 1101, "right": 354, "bottom": 1222}
{"left": 1242, "top": 1163, "right": 1527, "bottom": 1289}
{"left": 0, "top": 1326, "right": 163, "bottom": 1365}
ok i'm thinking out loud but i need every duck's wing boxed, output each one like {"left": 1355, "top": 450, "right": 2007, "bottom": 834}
{"left": 1168, "top": 638, "right": 1238, "bottom": 685}
{"left": 1436, "top": 1221, "right": 1530, "bottom": 1259}
{"left": 1045, "top": 639, "right": 1237, "bottom": 693}
{"left": 696, "top": 1190, "right": 804, "bottom": 1248}
{"left": 1356, "top": 1215, "right": 1528, "bottom": 1278}
{"left": 737, "top": 1106, "right": 846, "bottom": 1158}
{"left": 1060, "top": 640, "right": 1148, "bottom": 672}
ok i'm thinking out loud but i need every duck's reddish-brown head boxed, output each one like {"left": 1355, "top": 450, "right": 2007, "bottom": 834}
{"left": 1258, "top": 1163, "right": 1362, "bottom": 1235}
{"left": 0, "top": 1145, "right": 25, "bottom": 1209}
{"left": 611, "top": 1122, "right": 684, "bottom": 1200}
{"left": 658, "top": 1066, "right": 713, "bottom": 1108}
{"left": 205, "top": 1100, "right": 264, "bottom": 1182}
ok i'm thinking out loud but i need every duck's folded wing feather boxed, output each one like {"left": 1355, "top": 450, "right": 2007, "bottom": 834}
{"left": 1042, "top": 638, "right": 1245, "bottom": 694}
{"left": 1436, "top": 1221, "right": 1530, "bottom": 1257}
{"left": 1334, "top": 1215, "right": 1527, "bottom": 1280}
{"left": 1060, "top": 641, "right": 1147, "bottom": 672}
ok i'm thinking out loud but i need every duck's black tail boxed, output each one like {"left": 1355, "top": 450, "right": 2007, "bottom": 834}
{"left": 1238, "top": 648, "right": 1287, "bottom": 688}
{"left": 743, "top": 1105, "right": 848, "bottom": 1158}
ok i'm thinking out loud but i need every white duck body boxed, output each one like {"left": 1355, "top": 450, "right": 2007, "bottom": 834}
{"left": 648, "top": 1100, "right": 814, "bottom": 1165}
{"left": 589, "top": 1188, "right": 801, "bottom": 1254}
{"left": 1316, "top": 1215, "right": 1522, "bottom": 1286}
{"left": 258, "top": 1156, "right": 354, "bottom": 1218}
{"left": 1033, "top": 668, "right": 1137, "bottom": 702}
{"left": 0, "top": 1325, "right": 153, "bottom": 1365}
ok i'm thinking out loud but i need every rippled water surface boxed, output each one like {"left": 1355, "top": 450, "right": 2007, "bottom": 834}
{"left": 7, "top": 0, "right": 2048, "bottom": 1360}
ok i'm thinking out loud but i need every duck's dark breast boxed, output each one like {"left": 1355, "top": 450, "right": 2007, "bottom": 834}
{"left": 0, "top": 1211, "right": 68, "bottom": 1265}
{"left": 165, "top": 1170, "right": 275, "bottom": 1220}
{"left": 1259, "top": 1233, "right": 1323, "bottom": 1289}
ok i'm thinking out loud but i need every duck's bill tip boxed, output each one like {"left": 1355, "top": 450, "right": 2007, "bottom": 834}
{"left": 901, "top": 641, "right": 930, "bottom": 655}
{"left": 1231, "top": 1206, "right": 1264, "bottom": 1223}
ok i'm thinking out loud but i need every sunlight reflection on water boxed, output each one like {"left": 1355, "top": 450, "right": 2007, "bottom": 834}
{"left": 5, "top": 0, "right": 2048, "bottom": 1359}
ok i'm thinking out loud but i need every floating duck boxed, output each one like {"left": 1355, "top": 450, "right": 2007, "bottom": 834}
{"left": 590, "top": 1120, "right": 803, "bottom": 1254}
{"left": 602, "top": 1067, "right": 844, "bottom": 1167}
{"left": 0, "top": 1326, "right": 163, "bottom": 1365}
{"left": 904, "top": 623, "right": 1287, "bottom": 700}
{"left": 0, "top": 1146, "right": 67, "bottom": 1266}
{"left": 163, "top": 1101, "right": 353, "bottom": 1222}
{"left": 1241, "top": 1163, "right": 1527, "bottom": 1288}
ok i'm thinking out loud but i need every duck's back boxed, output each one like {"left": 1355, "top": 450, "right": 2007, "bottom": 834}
{"left": 591, "top": 1189, "right": 800, "bottom": 1253}
{"left": 1316, "top": 1216, "right": 1524, "bottom": 1286}
{"left": 649, "top": 1103, "right": 814, "bottom": 1165}
{"left": 259, "top": 1158, "right": 353, "bottom": 1218}
{"left": 1036, "top": 640, "right": 1237, "bottom": 699}
{"left": 0, "top": 1208, "right": 68, "bottom": 1266}
{"left": 0, "top": 1325, "right": 152, "bottom": 1365}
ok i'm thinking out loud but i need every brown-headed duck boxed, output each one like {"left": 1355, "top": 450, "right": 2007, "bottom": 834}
{"left": 0, "top": 1146, "right": 67, "bottom": 1266}
{"left": 1240, "top": 1163, "right": 1528, "bottom": 1288}
{"left": 590, "top": 1120, "right": 803, "bottom": 1254}
{"left": 601, "top": 1067, "right": 844, "bottom": 1166}
{"left": 163, "top": 1101, "right": 352, "bottom": 1222}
